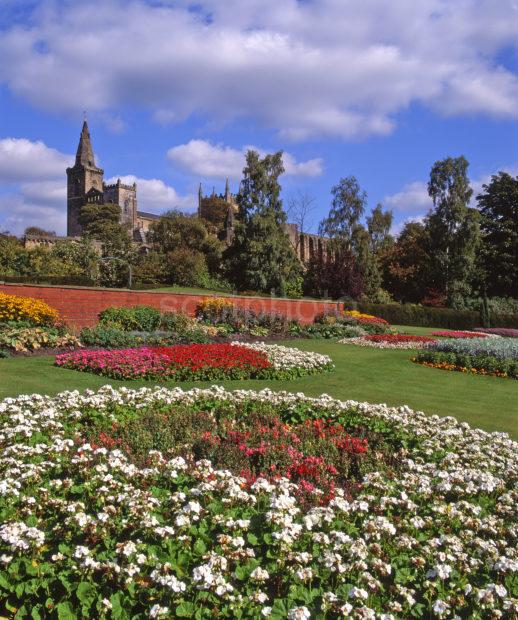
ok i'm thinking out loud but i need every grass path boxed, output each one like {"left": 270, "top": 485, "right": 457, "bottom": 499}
{"left": 0, "top": 339, "right": 516, "bottom": 437}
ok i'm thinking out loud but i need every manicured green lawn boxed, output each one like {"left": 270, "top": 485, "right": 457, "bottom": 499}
{"left": 1, "top": 339, "right": 516, "bottom": 437}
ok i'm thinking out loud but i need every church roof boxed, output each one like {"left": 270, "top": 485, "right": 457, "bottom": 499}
{"left": 137, "top": 210, "right": 161, "bottom": 220}
{"left": 75, "top": 120, "right": 96, "bottom": 167}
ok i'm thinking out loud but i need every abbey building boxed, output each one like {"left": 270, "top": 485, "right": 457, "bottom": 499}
{"left": 62, "top": 121, "right": 330, "bottom": 263}
{"left": 66, "top": 121, "right": 159, "bottom": 241}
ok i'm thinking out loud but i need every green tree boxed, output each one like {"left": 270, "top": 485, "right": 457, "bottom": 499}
{"left": 78, "top": 203, "right": 121, "bottom": 239}
{"left": 79, "top": 203, "right": 136, "bottom": 287}
{"left": 149, "top": 210, "right": 224, "bottom": 285}
{"left": 318, "top": 176, "right": 367, "bottom": 244}
{"left": 367, "top": 204, "right": 393, "bottom": 253}
{"left": 380, "top": 222, "right": 432, "bottom": 303}
{"left": 426, "top": 156, "right": 480, "bottom": 306}
{"left": 225, "top": 150, "right": 301, "bottom": 295}
{"left": 477, "top": 172, "right": 518, "bottom": 297}
{"left": 0, "top": 234, "right": 27, "bottom": 276}
{"left": 50, "top": 238, "right": 100, "bottom": 283}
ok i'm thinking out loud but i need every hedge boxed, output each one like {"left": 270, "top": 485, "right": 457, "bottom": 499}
{"left": 344, "top": 302, "right": 518, "bottom": 330}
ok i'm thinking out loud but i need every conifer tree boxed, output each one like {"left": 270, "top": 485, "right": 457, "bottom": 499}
{"left": 225, "top": 150, "right": 301, "bottom": 296}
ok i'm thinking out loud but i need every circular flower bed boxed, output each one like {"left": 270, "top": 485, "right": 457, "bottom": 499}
{"left": 340, "top": 334, "right": 436, "bottom": 349}
{"left": 55, "top": 342, "right": 334, "bottom": 381}
{"left": 0, "top": 386, "right": 516, "bottom": 618}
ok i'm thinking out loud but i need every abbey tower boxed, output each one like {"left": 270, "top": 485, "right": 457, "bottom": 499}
{"left": 66, "top": 121, "right": 105, "bottom": 236}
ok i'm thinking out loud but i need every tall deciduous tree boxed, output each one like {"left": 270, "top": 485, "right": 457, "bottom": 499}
{"left": 477, "top": 172, "right": 518, "bottom": 298}
{"left": 318, "top": 176, "right": 367, "bottom": 243}
{"left": 225, "top": 150, "right": 301, "bottom": 296}
{"left": 367, "top": 204, "right": 393, "bottom": 253}
{"left": 426, "top": 156, "right": 480, "bottom": 306}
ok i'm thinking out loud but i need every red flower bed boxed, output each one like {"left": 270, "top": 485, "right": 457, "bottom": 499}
{"left": 431, "top": 331, "right": 489, "bottom": 339}
{"left": 366, "top": 334, "right": 436, "bottom": 343}
{"left": 151, "top": 343, "right": 271, "bottom": 372}
{"left": 91, "top": 411, "right": 370, "bottom": 506}
{"left": 56, "top": 343, "right": 272, "bottom": 380}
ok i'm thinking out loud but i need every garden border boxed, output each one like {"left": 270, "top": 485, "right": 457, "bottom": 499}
{"left": 0, "top": 283, "right": 341, "bottom": 329}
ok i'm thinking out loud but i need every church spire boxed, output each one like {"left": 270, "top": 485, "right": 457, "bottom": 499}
{"left": 75, "top": 120, "right": 96, "bottom": 167}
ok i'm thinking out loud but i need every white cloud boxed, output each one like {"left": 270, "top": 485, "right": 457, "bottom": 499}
{"left": 0, "top": 0, "right": 516, "bottom": 140}
{"left": 105, "top": 175, "right": 196, "bottom": 213}
{"left": 167, "top": 139, "right": 323, "bottom": 180}
{"left": 385, "top": 165, "right": 518, "bottom": 234}
{"left": 384, "top": 181, "right": 432, "bottom": 215}
{"left": 0, "top": 138, "right": 72, "bottom": 183}
{"left": 0, "top": 136, "right": 195, "bottom": 235}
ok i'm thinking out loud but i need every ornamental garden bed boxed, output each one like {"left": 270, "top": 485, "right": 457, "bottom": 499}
{"left": 414, "top": 337, "right": 518, "bottom": 379}
{"left": 55, "top": 342, "right": 334, "bottom": 381}
{"left": 339, "top": 333, "right": 436, "bottom": 350}
{"left": 0, "top": 386, "right": 516, "bottom": 618}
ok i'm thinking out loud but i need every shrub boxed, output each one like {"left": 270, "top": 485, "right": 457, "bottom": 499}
{"left": 296, "top": 323, "right": 367, "bottom": 340}
{"left": 98, "top": 305, "right": 162, "bottom": 331}
{"left": 0, "top": 292, "right": 60, "bottom": 326}
{"left": 346, "top": 301, "right": 480, "bottom": 329}
{"left": 0, "top": 326, "right": 81, "bottom": 353}
{"left": 165, "top": 247, "right": 208, "bottom": 287}
{"left": 79, "top": 325, "right": 211, "bottom": 349}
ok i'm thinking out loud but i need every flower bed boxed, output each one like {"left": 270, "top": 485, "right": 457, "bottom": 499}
{"left": 474, "top": 327, "right": 518, "bottom": 338}
{"left": 340, "top": 333, "right": 436, "bottom": 349}
{"left": 55, "top": 342, "right": 334, "bottom": 381}
{"left": 0, "top": 292, "right": 60, "bottom": 325}
{"left": 427, "top": 336, "right": 518, "bottom": 360}
{"left": 413, "top": 351, "right": 518, "bottom": 379}
{"left": 431, "top": 330, "right": 492, "bottom": 339}
{"left": 0, "top": 385, "right": 516, "bottom": 618}
{"left": 344, "top": 310, "right": 389, "bottom": 327}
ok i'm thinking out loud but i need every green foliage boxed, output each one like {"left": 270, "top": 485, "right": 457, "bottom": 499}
{"left": 78, "top": 202, "right": 121, "bottom": 237}
{"left": 426, "top": 156, "right": 480, "bottom": 305}
{"left": 366, "top": 204, "right": 393, "bottom": 253}
{"left": 0, "top": 325, "right": 80, "bottom": 352}
{"left": 318, "top": 176, "right": 366, "bottom": 241}
{"left": 165, "top": 247, "right": 209, "bottom": 287}
{"left": 80, "top": 325, "right": 211, "bottom": 348}
{"left": 98, "top": 305, "right": 162, "bottom": 331}
{"left": 225, "top": 150, "right": 301, "bottom": 296}
{"left": 477, "top": 172, "right": 518, "bottom": 298}
{"left": 349, "top": 301, "right": 481, "bottom": 329}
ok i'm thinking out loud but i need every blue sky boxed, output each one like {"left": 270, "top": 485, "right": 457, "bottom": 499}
{"left": 0, "top": 0, "right": 517, "bottom": 235}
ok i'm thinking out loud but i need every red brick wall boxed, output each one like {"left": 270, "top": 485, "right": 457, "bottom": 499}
{"left": 0, "top": 283, "right": 342, "bottom": 329}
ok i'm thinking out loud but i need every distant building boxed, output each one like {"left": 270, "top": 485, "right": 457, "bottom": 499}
{"left": 33, "top": 120, "right": 331, "bottom": 262}
{"left": 66, "top": 121, "right": 159, "bottom": 241}
{"left": 198, "top": 179, "right": 332, "bottom": 263}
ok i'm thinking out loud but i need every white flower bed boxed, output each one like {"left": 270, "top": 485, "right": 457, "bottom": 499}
{"left": 232, "top": 341, "right": 334, "bottom": 371}
{"left": 0, "top": 385, "right": 516, "bottom": 618}
{"left": 339, "top": 336, "right": 435, "bottom": 350}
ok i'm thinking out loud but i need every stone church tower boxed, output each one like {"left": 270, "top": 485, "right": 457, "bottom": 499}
{"left": 66, "top": 120, "right": 104, "bottom": 236}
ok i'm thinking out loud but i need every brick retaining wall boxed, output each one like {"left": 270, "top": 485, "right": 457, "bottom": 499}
{"left": 0, "top": 283, "right": 342, "bottom": 329}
